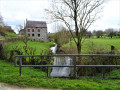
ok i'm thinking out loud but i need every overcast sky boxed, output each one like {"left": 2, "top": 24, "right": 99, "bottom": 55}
{"left": 0, "top": 0, "right": 120, "bottom": 33}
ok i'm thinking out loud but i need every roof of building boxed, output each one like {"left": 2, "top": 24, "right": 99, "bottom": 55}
{"left": 4, "top": 26, "right": 11, "bottom": 29}
{"left": 26, "top": 20, "right": 47, "bottom": 28}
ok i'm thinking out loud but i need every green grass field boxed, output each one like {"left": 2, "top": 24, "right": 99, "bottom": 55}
{"left": 1, "top": 38, "right": 120, "bottom": 89}
{"left": 62, "top": 38, "right": 120, "bottom": 54}
{"left": 6, "top": 32, "right": 18, "bottom": 38}
{"left": 0, "top": 60, "right": 120, "bottom": 90}
{"left": 0, "top": 32, "right": 18, "bottom": 39}
{"left": 6, "top": 41, "right": 55, "bottom": 55}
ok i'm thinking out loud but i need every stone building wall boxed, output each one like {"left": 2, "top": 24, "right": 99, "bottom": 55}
{"left": 26, "top": 27, "right": 48, "bottom": 42}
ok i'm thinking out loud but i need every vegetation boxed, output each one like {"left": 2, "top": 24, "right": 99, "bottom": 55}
{"left": 0, "top": 60, "right": 120, "bottom": 90}
{"left": 0, "top": 17, "right": 120, "bottom": 89}
{"left": 1, "top": 41, "right": 54, "bottom": 68}
{"left": 5, "top": 32, "right": 18, "bottom": 38}
{"left": 52, "top": 36, "right": 120, "bottom": 76}
{"left": 6, "top": 41, "right": 55, "bottom": 55}
{"left": 46, "top": 0, "right": 105, "bottom": 54}
{"left": 0, "top": 26, "right": 17, "bottom": 39}
{"left": 60, "top": 38, "right": 120, "bottom": 54}
{"left": 49, "top": 28, "right": 72, "bottom": 48}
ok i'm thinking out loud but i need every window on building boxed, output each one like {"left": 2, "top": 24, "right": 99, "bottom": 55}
{"left": 32, "top": 29, "right": 34, "bottom": 32}
{"left": 28, "top": 34, "right": 30, "bottom": 36}
{"left": 38, "top": 29, "right": 40, "bottom": 32}
{"left": 28, "top": 29, "right": 30, "bottom": 32}
{"left": 38, "top": 34, "right": 40, "bottom": 37}
{"left": 32, "top": 34, "right": 34, "bottom": 37}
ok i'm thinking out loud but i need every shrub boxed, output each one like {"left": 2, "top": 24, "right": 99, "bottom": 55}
{"left": 52, "top": 29, "right": 72, "bottom": 47}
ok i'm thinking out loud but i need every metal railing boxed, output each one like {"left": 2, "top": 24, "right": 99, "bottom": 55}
{"left": 15, "top": 54, "right": 120, "bottom": 79}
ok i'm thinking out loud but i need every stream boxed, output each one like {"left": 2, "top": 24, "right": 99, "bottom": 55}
{"left": 50, "top": 44, "right": 72, "bottom": 77}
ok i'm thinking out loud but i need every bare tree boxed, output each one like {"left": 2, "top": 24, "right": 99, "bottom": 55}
{"left": 46, "top": 0, "right": 106, "bottom": 54}
{"left": 0, "top": 15, "right": 4, "bottom": 26}
{"left": 15, "top": 25, "right": 23, "bottom": 34}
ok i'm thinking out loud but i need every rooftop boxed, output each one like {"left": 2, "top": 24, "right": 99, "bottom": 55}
{"left": 4, "top": 26, "right": 11, "bottom": 29}
{"left": 26, "top": 20, "right": 47, "bottom": 28}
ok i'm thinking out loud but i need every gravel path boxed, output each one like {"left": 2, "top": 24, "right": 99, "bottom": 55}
{"left": 0, "top": 82, "right": 61, "bottom": 90}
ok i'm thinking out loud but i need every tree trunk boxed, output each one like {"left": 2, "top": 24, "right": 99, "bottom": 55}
{"left": 77, "top": 40, "right": 82, "bottom": 65}
{"left": 77, "top": 41, "right": 82, "bottom": 76}
{"left": 77, "top": 43, "right": 81, "bottom": 54}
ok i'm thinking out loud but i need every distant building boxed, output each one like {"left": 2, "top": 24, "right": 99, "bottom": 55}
{"left": 19, "top": 29, "right": 25, "bottom": 35}
{"left": 4, "top": 26, "right": 15, "bottom": 33}
{"left": 4, "top": 26, "right": 11, "bottom": 29}
{"left": 25, "top": 19, "right": 48, "bottom": 42}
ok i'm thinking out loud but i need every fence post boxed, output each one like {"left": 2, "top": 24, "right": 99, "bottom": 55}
{"left": 47, "top": 67, "right": 49, "bottom": 77}
{"left": 14, "top": 56, "right": 17, "bottom": 66}
{"left": 102, "top": 67, "right": 105, "bottom": 79}
{"left": 74, "top": 56, "right": 76, "bottom": 78}
{"left": 19, "top": 57, "right": 22, "bottom": 76}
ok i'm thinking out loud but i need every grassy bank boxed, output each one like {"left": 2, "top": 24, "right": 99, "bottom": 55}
{"left": 61, "top": 38, "right": 120, "bottom": 54}
{"left": 0, "top": 32, "right": 18, "bottom": 39}
{"left": 6, "top": 32, "right": 18, "bottom": 38}
{"left": 0, "top": 60, "right": 120, "bottom": 90}
{"left": 5, "top": 41, "right": 55, "bottom": 55}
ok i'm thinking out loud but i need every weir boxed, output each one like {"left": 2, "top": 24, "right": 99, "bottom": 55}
{"left": 50, "top": 44, "right": 72, "bottom": 77}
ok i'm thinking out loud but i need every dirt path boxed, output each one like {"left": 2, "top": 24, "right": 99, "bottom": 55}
{"left": 0, "top": 82, "right": 61, "bottom": 90}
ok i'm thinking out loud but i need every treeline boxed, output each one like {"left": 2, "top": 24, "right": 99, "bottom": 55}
{"left": 84, "top": 28, "right": 120, "bottom": 38}
{"left": 49, "top": 28, "right": 120, "bottom": 44}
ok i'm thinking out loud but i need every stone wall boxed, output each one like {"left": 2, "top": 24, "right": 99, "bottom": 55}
{"left": 26, "top": 27, "right": 48, "bottom": 42}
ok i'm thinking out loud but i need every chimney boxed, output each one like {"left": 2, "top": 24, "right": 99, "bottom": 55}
{"left": 26, "top": 18, "right": 27, "bottom": 22}
{"left": 24, "top": 20, "right": 25, "bottom": 29}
